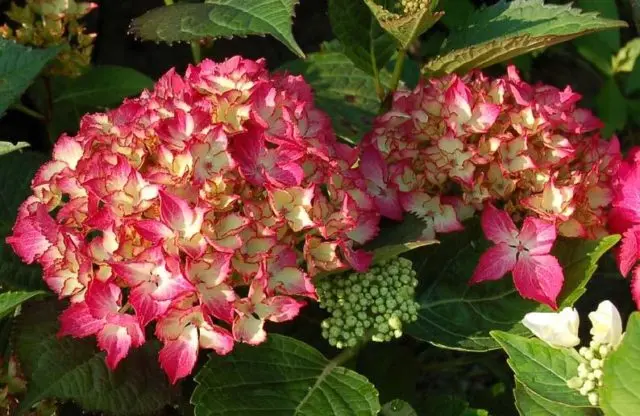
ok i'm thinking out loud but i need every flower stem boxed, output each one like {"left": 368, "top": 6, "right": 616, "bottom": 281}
{"left": 191, "top": 41, "right": 202, "bottom": 64}
{"left": 10, "top": 103, "right": 45, "bottom": 121}
{"left": 388, "top": 49, "right": 407, "bottom": 94}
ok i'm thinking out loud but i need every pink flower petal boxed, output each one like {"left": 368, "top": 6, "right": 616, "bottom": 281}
{"left": 470, "top": 243, "right": 517, "bottom": 284}
{"left": 232, "top": 315, "right": 267, "bottom": 345}
{"left": 85, "top": 281, "right": 120, "bottom": 320}
{"left": 58, "top": 302, "right": 104, "bottom": 338}
{"left": 198, "top": 324, "right": 234, "bottom": 355}
{"left": 618, "top": 224, "right": 640, "bottom": 276}
{"left": 158, "top": 326, "right": 199, "bottom": 384}
{"left": 481, "top": 203, "right": 518, "bottom": 245}
{"left": 518, "top": 216, "right": 557, "bottom": 255}
{"left": 513, "top": 253, "right": 564, "bottom": 309}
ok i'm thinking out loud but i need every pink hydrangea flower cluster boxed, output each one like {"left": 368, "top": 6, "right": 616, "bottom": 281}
{"left": 610, "top": 148, "right": 640, "bottom": 308}
{"left": 6, "top": 57, "right": 380, "bottom": 383}
{"left": 360, "top": 66, "right": 621, "bottom": 308}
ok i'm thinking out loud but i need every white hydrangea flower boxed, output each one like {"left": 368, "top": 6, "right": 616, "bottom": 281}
{"left": 588, "top": 300, "right": 623, "bottom": 348}
{"left": 522, "top": 307, "right": 580, "bottom": 348}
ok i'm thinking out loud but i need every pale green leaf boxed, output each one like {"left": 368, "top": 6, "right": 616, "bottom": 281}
{"left": 0, "top": 39, "right": 60, "bottom": 116}
{"left": 382, "top": 399, "right": 417, "bottom": 416}
{"left": 0, "top": 291, "right": 46, "bottom": 319}
{"left": 0, "top": 141, "right": 29, "bottom": 156}
{"left": 14, "top": 300, "right": 174, "bottom": 415}
{"left": 280, "top": 50, "right": 384, "bottom": 141}
{"left": 364, "top": 0, "right": 443, "bottom": 50}
{"left": 612, "top": 39, "right": 640, "bottom": 73}
{"left": 600, "top": 312, "right": 640, "bottom": 416}
{"left": 426, "top": 0, "right": 625, "bottom": 75}
{"left": 0, "top": 149, "right": 47, "bottom": 291}
{"left": 131, "top": 0, "right": 304, "bottom": 58}
{"left": 554, "top": 234, "right": 620, "bottom": 307}
{"left": 514, "top": 382, "right": 597, "bottom": 416}
{"left": 328, "top": 0, "right": 395, "bottom": 75}
{"left": 492, "top": 331, "right": 591, "bottom": 407}
{"left": 191, "top": 334, "right": 380, "bottom": 416}
{"left": 46, "top": 65, "right": 154, "bottom": 138}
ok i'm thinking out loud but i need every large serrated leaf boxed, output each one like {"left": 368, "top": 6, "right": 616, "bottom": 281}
{"left": 131, "top": 0, "right": 304, "bottom": 58}
{"left": 191, "top": 334, "right": 380, "bottom": 416}
{"left": 14, "top": 300, "right": 174, "bottom": 415}
{"left": 425, "top": 0, "right": 625, "bottom": 75}
{"left": 0, "top": 148, "right": 47, "bottom": 291}
{"left": 279, "top": 50, "right": 385, "bottom": 141}
{"left": 600, "top": 312, "right": 640, "bottom": 416}
{"left": 328, "top": 0, "right": 396, "bottom": 76}
{"left": 514, "top": 382, "right": 597, "bottom": 416}
{"left": 0, "top": 39, "right": 60, "bottom": 116}
{"left": 0, "top": 291, "right": 46, "bottom": 319}
{"left": 405, "top": 219, "right": 615, "bottom": 351}
{"left": 492, "top": 331, "right": 591, "bottom": 408}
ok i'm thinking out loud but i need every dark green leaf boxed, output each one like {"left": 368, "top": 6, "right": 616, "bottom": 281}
{"left": 131, "top": 1, "right": 304, "bottom": 58}
{"left": 576, "top": 0, "right": 620, "bottom": 52}
{"left": 381, "top": 399, "right": 417, "bottom": 416}
{"left": 406, "top": 220, "right": 614, "bottom": 351}
{"left": 405, "top": 220, "right": 540, "bottom": 351}
{"left": 280, "top": 50, "right": 384, "bottom": 141}
{"left": 426, "top": 0, "right": 625, "bottom": 75}
{"left": 438, "top": 0, "right": 475, "bottom": 29}
{"left": 328, "top": 0, "right": 395, "bottom": 75}
{"left": 422, "top": 395, "right": 489, "bottom": 416}
{"left": 0, "top": 39, "right": 60, "bottom": 116}
{"left": 600, "top": 312, "right": 640, "bottom": 416}
{"left": 366, "top": 214, "right": 438, "bottom": 264}
{"left": 596, "top": 78, "right": 628, "bottom": 137}
{"left": 514, "top": 382, "right": 597, "bottom": 416}
{"left": 48, "top": 65, "right": 154, "bottom": 138}
{"left": 492, "top": 331, "right": 591, "bottom": 407}
{"left": 14, "top": 300, "right": 174, "bottom": 415}
{"left": 191, "top": 334, "right": 380, "bottom": 416}
{"left": 0, "top": 148, "right": 48, "bottom": 291}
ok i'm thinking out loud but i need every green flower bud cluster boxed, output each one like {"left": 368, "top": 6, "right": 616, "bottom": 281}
{"left": 401, "top": 0, "right": 430, "bottom": 14}
{"left": 567, "top": 340, "right": 611, "bottom": 406}
{"left": 317, "top": 257, "right": 420, "bottom": 349}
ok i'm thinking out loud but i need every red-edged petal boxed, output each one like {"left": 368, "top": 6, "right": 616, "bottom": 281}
{"left": 158, "top": 326, "right": 199, "bottom": 384}
{"left": 85, "top": 281, "right": 120, "bottom": 319}
{"left": 58, "top": 302, "right": 104, "bottom": 338}
{"left": 232, "top": 315, "right": 266, "bottom": 345}
{"left": 360, "top": 146, "right": 387, "bottom": 188}
{"left": 133, "top": 220, "right": 173, "bottom": 243}
{"left": 519, "top": 216, "right": 557, "bottom": 255}
{"left": 618, "top": 224, "right": 640, "bottom": 276}
{"left": 198, "top": 283, "right": 236, "bottom": 323}
{"left": 97, "top": 322, "right": 135, "bottom": 370}
{"left": 481, "top": 203, "right": 518, "bottom": 245}
{"left": 6, "top": 203, "right": 58, "bottom": 264}
{"left": 469, "top": 243, "right": 517, "bottom": 284}
{"left": 159, "top": 190, "right": 195, "bottom": 233}
{"left": 129, "top": 285, "right": 171, "bottom": 327}
{"left": 199, "top": 324, "right": 234, "bottom": 355}
{"left": 513, "top": 253, "right": 564, "bottom": 309}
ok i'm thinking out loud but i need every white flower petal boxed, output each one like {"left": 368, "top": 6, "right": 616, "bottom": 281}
{"left": 589, "top": 300, "right": 623, "bottom": 347}
{"left": 522, "top": 307, "right": 580, "bottom": 348}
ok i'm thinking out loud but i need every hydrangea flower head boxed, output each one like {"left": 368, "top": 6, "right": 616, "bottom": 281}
{"left": 6, "top": 56, "right": 380, "bottom": 383}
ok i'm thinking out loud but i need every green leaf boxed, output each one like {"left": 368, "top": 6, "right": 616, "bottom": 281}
{"left": 405, "top": 221, "right": 614, "bottom": 351}
{"left": 0, "top": 39, "right": 60, "bottom": 116}
{"left": 596, "top": 78, "right": 628, "bottom": 137}
{"left": 131, "top": 0, "right": 304, "bottom": 58}
{"left": 627, "top": 62, "right": 640, "bottom": 95}
{"left": 47, "top": 65, "right": 154, "bottom": 138}
{"left": 514, "top": 382, "right": 597, "bottom": 416}
{"left": 328, "top": 0, "right": 395, "bottom": 75}
{"left": 382, "top": 399, "right": 417, "bottom": 416}
{"left": 425, "top": 0, "right": 625, "bottom": 75}
{"left": 191, "top": 334, "right": 380, "bottom": 416}
{"left": 0, "top": 149, "right": 48, "bottom": 291}
{"left": 280, "top": 50, "right": 384, "bottom": 141}
{"left": 600, "top": 312, "right": 640, "bottom": 416}
{"left": 14, "top": 300, "right": 174, "bottom": 415}
{"left": 364, "top": 0, "right": 443, "bottom": 50}
{"left": 0, "top": 141, "right": 29, "bottom": 156}
{"left": 438, "top": 0, "right": 475, "bottom": 29}
{"left": 576, "top": 0, "right": 620, "bottom": 51}
{"left": 554, "top": 234, "right": 620, "bottom": 307}
{"left": 405, "top": 220, "right": 540, "bottom": 351}
{"left": 492, "top": 331, "right": 591, "bottom": 407}
{"left": 366, "top": 213, "right": 438, "bottom": 264}
{"left": 422, "top": 395, "right": 489, "bottom": 416}
{"left": 0, "top": 291, "right": 46, "bottom": 319}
